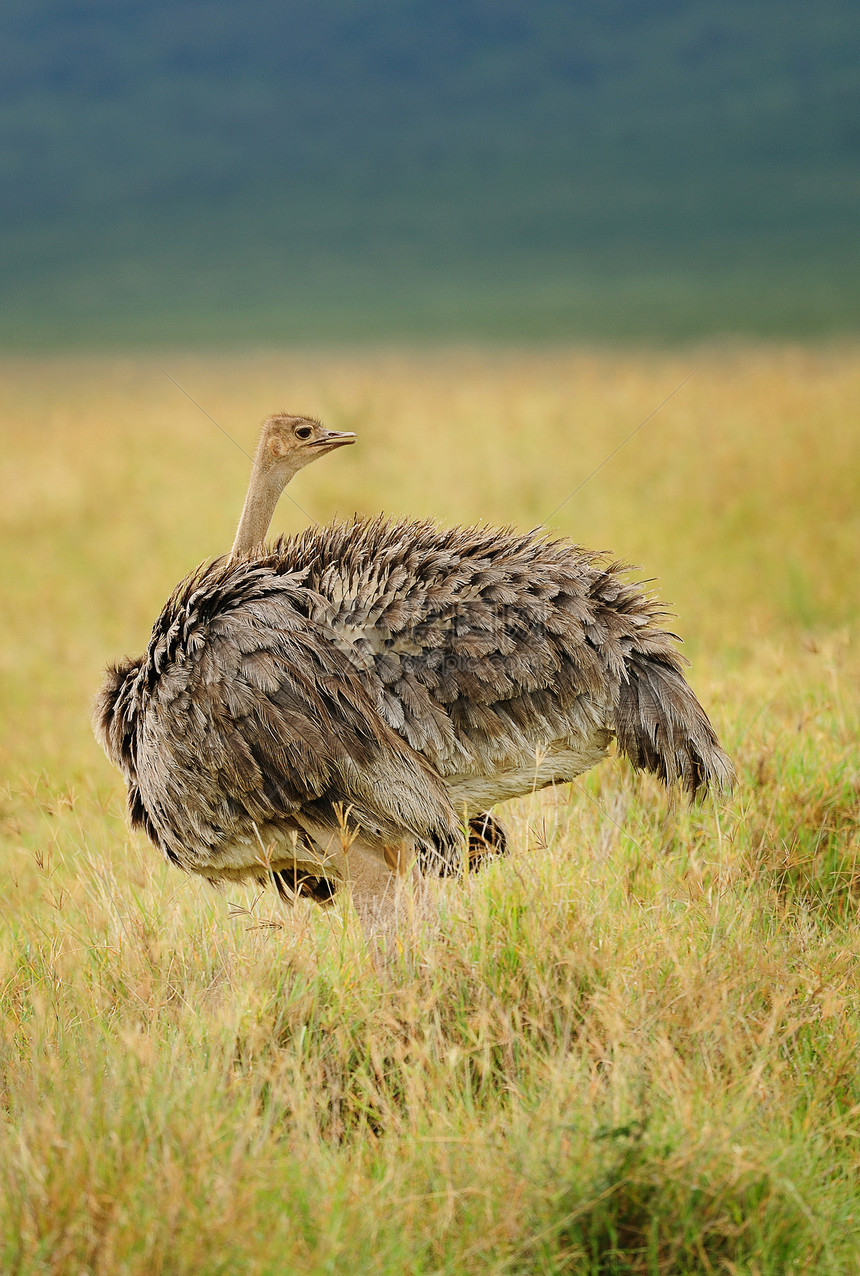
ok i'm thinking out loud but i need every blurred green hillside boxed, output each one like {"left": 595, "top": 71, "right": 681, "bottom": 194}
{"left": 1, "top": 0, "right": 858, "bottom": 344}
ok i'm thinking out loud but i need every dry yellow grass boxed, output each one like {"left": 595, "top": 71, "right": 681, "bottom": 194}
{"left": 0, "top": 344, "right": 858, "bottom": 1273}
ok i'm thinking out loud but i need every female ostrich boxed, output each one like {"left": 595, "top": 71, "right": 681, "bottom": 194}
{"left": 95, "top": 413, "right": 732, "bottom": 927}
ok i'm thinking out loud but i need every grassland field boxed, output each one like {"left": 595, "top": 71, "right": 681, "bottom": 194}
{"left": 0, "top": 343, "right": 858, "bottom": 1274}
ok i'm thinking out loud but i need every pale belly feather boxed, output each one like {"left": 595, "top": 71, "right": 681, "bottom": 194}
{"left": 443, "top": 730, "right": 614, "bottom": 814}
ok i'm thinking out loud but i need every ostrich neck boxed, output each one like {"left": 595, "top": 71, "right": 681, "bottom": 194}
{"left": 230, "top": 457, "right": 291, "bottom": 559}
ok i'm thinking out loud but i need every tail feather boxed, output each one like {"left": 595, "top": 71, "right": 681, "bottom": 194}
{"left": 616, "top": 652, "right": 734, "bottom": 797}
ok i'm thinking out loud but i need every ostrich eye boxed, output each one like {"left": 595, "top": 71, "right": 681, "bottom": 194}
{"left": 294, "top": 425, "right": 313, "bottom": 440}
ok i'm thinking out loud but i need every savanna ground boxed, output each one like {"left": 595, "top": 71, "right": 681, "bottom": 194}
{"left": 0, "top": 344, "right": 858, "bottom": 1274}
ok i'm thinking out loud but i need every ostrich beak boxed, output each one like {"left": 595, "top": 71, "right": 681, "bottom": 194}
{"left": 311, "top": 430, "right": 356, "bottom": 449}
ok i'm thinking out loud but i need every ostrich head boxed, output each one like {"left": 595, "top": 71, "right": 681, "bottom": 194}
{"left": 231, "top": 413, "right": 356, "bottom": 558}
{"left": 257, "top": 413, "right": 356, "bottom": 483}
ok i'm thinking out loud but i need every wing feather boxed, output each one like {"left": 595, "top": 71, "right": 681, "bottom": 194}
{"left": 95, "top": 558, "right": 461, "bottom": 876}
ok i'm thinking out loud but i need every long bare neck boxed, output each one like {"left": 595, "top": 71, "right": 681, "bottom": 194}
{"left": 230, "top": 451, "right": 291, "bottom": 559}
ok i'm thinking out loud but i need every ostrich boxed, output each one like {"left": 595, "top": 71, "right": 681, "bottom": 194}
{"left": 95, "top": 412, "right": 733, "bottom": 929}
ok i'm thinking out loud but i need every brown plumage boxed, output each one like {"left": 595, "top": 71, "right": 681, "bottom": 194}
{"left": 96, "top": 554, "right": 464, "bottom": 886}
{"left": 94, "top": 412, "right": 733, "bottom": 921}
{"left": 265, "top": 515, "right": 734, "bottom": 808}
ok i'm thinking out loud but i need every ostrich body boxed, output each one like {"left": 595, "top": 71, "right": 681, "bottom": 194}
{"left": 95, "top": 413, "right": 732, "bottom": 921}
{"left": 258, "top": 515, "right": 734, "bottom": 813}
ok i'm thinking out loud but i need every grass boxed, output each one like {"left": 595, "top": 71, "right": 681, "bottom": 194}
{"left": 0, "top": 342, "right": 859, "bottom": 1273}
